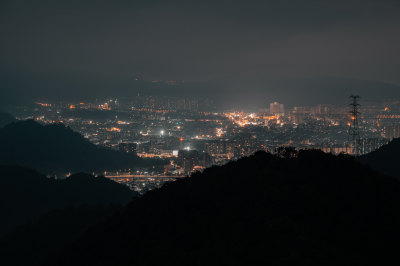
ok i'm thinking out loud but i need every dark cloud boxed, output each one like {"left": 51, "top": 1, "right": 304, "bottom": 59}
{"left": 1, "top": 0, "right": 400, "bottom": 105}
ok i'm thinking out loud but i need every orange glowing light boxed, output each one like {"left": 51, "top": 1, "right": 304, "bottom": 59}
{"left": 179, "top": 137, "right": 184, "bottom": 141}
{"left": 98, "top": 103, "right": 111, "bottom": 110}
{"left": 69, "top": 104, "right": 76, "bottom": 109}
{"left": 377, "top": 115, "right": 400, "bottom": 118}
{"left": 37, "top": 102, "right": 51, "bottom": 107}
{"left": 107, "top": 127, "right": 121, "bottom": 132}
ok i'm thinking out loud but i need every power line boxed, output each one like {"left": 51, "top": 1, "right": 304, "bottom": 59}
{"left": 348, "top": 95, "right": 360, "bottom": 155}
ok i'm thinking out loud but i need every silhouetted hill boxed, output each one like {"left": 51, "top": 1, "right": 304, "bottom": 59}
{"left": 44, "top": 150, "right": 400, "bottom": 266}
{"left": 0, "top": 112, "right": 16, "bottom": 127}
{"left": 0, "top": 165, "right": 136, "bottom": 237}
{"left": 0, "top": 120, "right": 161, "bottom": 173}
{"left": 358, "top": 138, "right": 400, "bottom": 178}
{"left": 0, "top": 205, "right": 122, "bottom": 266}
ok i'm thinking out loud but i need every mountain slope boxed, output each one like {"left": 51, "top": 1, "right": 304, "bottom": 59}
{"left": 0, "top": 165, "right": 136, "bottom": 237}
{"left": 358, "top": 138, "right": 400, "bottom": 178}
{"left": 0, "top": 120, "right": 159, "bottom": 173}
{"left": 47, "top": 150, "right": 400, "bottom": 266}
{"left": 0, "top": 205, "right": 122, "bottom": 266}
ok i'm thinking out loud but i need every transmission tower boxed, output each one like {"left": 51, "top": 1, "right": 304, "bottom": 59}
{"left": 348, "top": 95, "right": 360, "bottom": 155}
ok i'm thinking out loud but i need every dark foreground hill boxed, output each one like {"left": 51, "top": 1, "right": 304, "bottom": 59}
{"left": 39, "top": 150, "right": 400, "bottom": 266}
{"left": 0, "top": 120, "right": 161, "bottom": 173}
{"left": 0, "top": 204, "right": 123, "bottom": 266}
{"left": 358, "top": 138, "right": 400, "bottom": 178}
{"left": 0, "top": 165, "right": 136, "bottom": 237}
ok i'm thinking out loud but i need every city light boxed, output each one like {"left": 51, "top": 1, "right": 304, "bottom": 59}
{"left": 107, "top": 127, "right": 121, "bottom": 132}
{"left": 24, "top": 96, "right": 397, "bottom": 184}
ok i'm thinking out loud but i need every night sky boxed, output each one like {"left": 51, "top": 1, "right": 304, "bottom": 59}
{"left": 1, "top": 0, "right": 400, "bottom": 106}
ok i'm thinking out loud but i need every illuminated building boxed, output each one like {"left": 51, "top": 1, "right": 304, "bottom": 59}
{"left": 320, "top": 145, "right": 352, "bottom": 155}
{"left": 118, "top": 142, "right": 137, "bottom": 154}
{"left": 356, "top": 138, "right": 387, "bottom": 155}
{"left": 382, "top": 125, "right": 400, "bottom": 140}
{"left": 178, "top": 150, "right": 199, "bottom": 175}
{"left": 204, "top": 141, "right": 225, "bottom": 155}
{"left": 200, "top": 152, "right": 213, "bottom": 168}
{"left": 270, "top": 102, "right": 285, "bottom": 115}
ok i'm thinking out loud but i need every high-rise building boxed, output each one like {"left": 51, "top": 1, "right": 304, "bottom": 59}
{"left": 200, "top": 152, "right": 213, "bottom": 168}
{"left": 356, "top": 138, "right": 388, "bottom": 155}
{"left": 204, "top": 141, "right": 225, "bottom": 155}
{"left": 317, "top": 104, "right": 332, "bottom": 115}
{"left": 178, "top": 150, "right": 199, "bottom": 175}
{"left": 204, "top": 140, "right": 236, "bottom": 158}
{"left": 270, "top": 102, "right": 284, "bottom": 115}
{"left": 382, "top": 125, "right": 400, "bottom": 140}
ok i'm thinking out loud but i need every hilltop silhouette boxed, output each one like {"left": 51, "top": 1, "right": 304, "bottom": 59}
{"left": 0, "top": 204, "right": 122, "bottom": 266}
{"left": 0, "top": 165, "right": 136, "bottom": 237}
{"left": 358, "top": 138, "right": 400, "bottom": 178}
{"left": 34, "top": 150, "right": 400, "bottom": 266}
{"left": 0, "top": 112, "right": 16, "bottom": 127}
{"left": 0, "top": 120, "right": 161, "bottom": 173}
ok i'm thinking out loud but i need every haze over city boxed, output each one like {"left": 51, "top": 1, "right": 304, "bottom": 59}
{"left": 1, "top": 0, "right": 400, "bottom": 107}
{"left": 1, "top": 1, "right": 400, "bottom": 265}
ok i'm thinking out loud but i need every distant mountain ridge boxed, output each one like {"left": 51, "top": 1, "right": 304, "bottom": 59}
{"left": 0, "top": 119, "right": 160, "bottom": 173}
{"left": 3, "top": 75, "right": 400, "bottom": 108}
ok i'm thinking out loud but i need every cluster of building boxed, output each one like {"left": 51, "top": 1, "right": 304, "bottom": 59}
{"left": 13, "top": 96, "right": 400, "bottom": 192}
